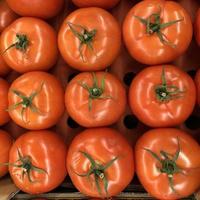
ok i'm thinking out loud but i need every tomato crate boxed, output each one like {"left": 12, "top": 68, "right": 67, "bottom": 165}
{"left": 0, "top": 0, "right": 200, "bottom": 200}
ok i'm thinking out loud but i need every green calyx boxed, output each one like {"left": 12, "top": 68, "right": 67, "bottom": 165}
{"left": 2, "top": 149, "right": 47, "bottom": 183}
{"left": 2, "top": 34, "right": 29, "bottom": 55}
{"left": 78, "top": 72, "right": 112, "bottom": 111}
{"left": 73, "top": 151, "right": 118, "bottom": 196}
{"left": 134, "top": 7, "right": 183, "bottom": 47}
{"left": 144, "top": 137, "right": 183, "bottom": 193}
{"left": 155, "top": 66, "right": 185, "bottom": 102}
{"left": 67, "top": 22, "right": 97, "bottom": 62}
{"left": 7, "top": 83, "right": 44, "bottom": 122}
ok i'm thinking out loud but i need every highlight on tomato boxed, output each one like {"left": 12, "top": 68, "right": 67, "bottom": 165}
{"left": 71, "top": 0, "right": 121, "bottom": 9}
{"left": 129, "top": 65, "right": 196, "bottom": 127}
{"left": 65, "top": 71, "right": 126, "bottom": 127}
{"left": 135, "top": 128, "right": 200, "bottom": 200}
{"left": 6, "top": 0, "right": 64, "bottom": 19}
{"left": 0, "top": 130, "right": 13, "bottom": 178}
{"left": 7, "top": 71, "right": 65, "bottom": 130}
{"left": 8, "top": 130, "right": 67, "bottom": 194}
{"left": 0, "top": 78, "right": 10, "bottom": 125}
{"left": 58, "top": 7, "right": 121, "bottom": 71}
{"left": 0, "top": 17, "right": 58, "bottom": 73}
{"left": 67, "top": 128, "right": 134, "bottom": 198}
{"left": 194, "top": 8, "right": 200, "bottom": 46}
{"left": 123, "top": 0, "right": 193, "bottom": 65}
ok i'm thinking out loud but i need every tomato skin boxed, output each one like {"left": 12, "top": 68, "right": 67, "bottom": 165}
{"left": 9, "top": 130, "right": 67, "bottom": 194}
{"left": 194, "top": 69, "right": 200, "bottom": 106}
{"left": 194, "top": 8, "right": 200, "bottom": 46}
{"left": 0, "top": 0, "right": 18, "bottom": 33}
{"left": 65, "top": 72, "right": 126, "bottom": 127}
{"left": 67, "top": 128, "right": 134, "bottom": 198}
{"left": 135, "top": 128, "right": 200, "bottom": 200}
{"left": 0, "top": 17, "right": 58, "bottom": 73}
{"left": 6, "top": 0, "right": 64, "bottom": 19}
{"left": 58, "top": 7, "right": 121, "bottom": 71}
{"left": 0, "top": 130, "right": 13, "bottom": 178}
{"left": 129, "top": 65, "right": 196, "bottom": 127}
{"left": 72, "top": 0, "right": 120, "bottom": 9}
{"left": 0, "top": 78, "right": 10, "bottom": 125}
{"left": 0, "top": 52, "right": 10, "bottom": 76}
{"left": 123, "top": 0, "right": 193, "bottom": 65}
{"left": 8, "top": 72, "right": 65, "bottom": 130}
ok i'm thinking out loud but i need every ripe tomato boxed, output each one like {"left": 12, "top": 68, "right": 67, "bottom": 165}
{"left": 65, "top": 72, "right": 126, "bottom": 127}
{"left": 194, "top": 69, "right": 200, "bottom": 106}
{"left": 6, "top": 0, "right": 64, "bottom": 19}
{"left": 0, "top": 17, "right": 58, "bottom": 73}
{"left": 129, "top": 65, "right": 196, "bottom": 127}
{"left": 0, "top": 0, "right": 18, "bottom": 33}
{"left": 9, "top": 130, "right": 67, "bottom": 194}
{"left": 67, "top": 128, "right": 134, "bottom": 198}
{"left": 72, "top": 0, "right": 120, "bottom": 9}
{"left": 135, "top": 128, "right": 200, "bottom": 200}
{"left": 0, "top": 130, "right": 13, "bottom": 178}
{"left": 0, "top": 78, "right": 10, "bottom": 125}
{"left": 8, "top": 72, "right": 65, "bottom": 130}
{"left": 194, "top": 8, "right": 200, "bottom": 46}
{"left": 123, "top": 0, "right": 193, "bottom": 65}
{"left": 0, "top": 52, "right": 10, "bottom": 76}
{"left": 58, "top": 8, "right": 121, "bottom": 71}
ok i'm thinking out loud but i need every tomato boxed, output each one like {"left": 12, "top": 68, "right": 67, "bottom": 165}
{"left": 65, "top": 72, "right": 126, "bottom": 127}
{"left": 58, "top": 7, "right": 121, "bottom": 71}
{"left": 0, "top": 52, "right": 10, "bottom": 76}
{"left": 71, "top": 0, "right": 120, "bottom": 9}
{"left": 6, "top": 0, "right": 64, "bottom": 19}
{"left": 9, "top": 130, "right": 67, "bottom": 194}
{"left": 0, "top": 78, "right": 10, "bottom": 125}
{"left": 135, "top": 128, "right": 200, "bottom": 200}
{"left": 0, "top": 130, "right": 13, "bottom": 178}
{"left": 129, "top": 65, "right": 196, "bottom": 127}
{"left": 67, "top": 128, "right": 134, "bottom": 198}
{"left": 194, "top": 69, "right": 200, "bottom": 106}
{"left": 0, "top": 0, "right": 18, "bottom": 33}
{"left": 0, "top": 17, "right": 58, "bottom": 73}
{"left": 123, "top": 0, "right": 193, "bottom": 65}
{"left": 8, "top": 71, "right": 65, "bottom": 130}
{"left": 194, "top": 8, "right": 200, "bottom": 46}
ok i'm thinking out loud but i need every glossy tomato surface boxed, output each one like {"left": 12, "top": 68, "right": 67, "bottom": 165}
{"left": 0, "top": 0, "right": 18, "bottom": 33}
{"left": 194, "top": 8, "right": 200, "bottom": 46}
{"left": 58, "top": 7, "right": 121, "bottom": 71}
{"left": 0, "top": 52, "right": 10, "bottom": 76}
{"left": 9, "top": 130, "right": 67, "bottom": 194}
{"left": 0, "top": 78, "right": 10, "bottom": 125}
{"left": 6, "top": 0, "right": 64, "bottom": 19}
{"left": 129, "top": 65, "right": 196, "bottom": 127}
{"left": 0, "top": 130, "right": 13, "bottom": 178}
{"left": 8, "top": 72, "right": 65, "bottom": 130}
{"left": 67, "top": 128, "right": 134, "bottom": 198}
{"left": 195, "top": 69, "right": 200, "bottom": 106}
{"left": 0, "top": 17, "right": 58, "bottom": 73}
{"left": 72, "top": 0, "right": 120, "bottom": 9}
{"left": 135, "top": 128, "right": 200, "bottom": 199}
{"left": 123, "top": 0, "right": 193, "bottom": 65}
{"left": 65, "top": 72, "right": 126, "bottom": 127}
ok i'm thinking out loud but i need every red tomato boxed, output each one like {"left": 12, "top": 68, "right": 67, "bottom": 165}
{"left": 194, "top": 8, "right": 200, "bottom": 46}
{"left": 67, "top": 128, "right": 134, "bottom": 198}
{"left": 135, "top": 128, "right": 200, "bottom": 199}
{"left": 9, "top": 130, "right": 67, "bottom": 194}
{"left": 123, "top": 0, "right": 193, "bottom": 65}
{"left": 0, "top": 78, "right": 10, "bottom": 125}
{"left": 65, "top": 72, "right": 126, "bottom": 127}
{"left": 58, "top": 7, "right": 121, "bottom": 71}
{"left": 0, "top": 52, "right": 10, "bottom": 76}
{"left": 129, "top": 65, "right": 196, "bottom": 127}
{"left": 0, "top": 17, "right": 58, "bottom": 73}
{"left": 6, "top": 0, "right": 64, "bottom": 19}
{"left": 8, "top": 72, "right": 65, "bottom": 130}
{"left": 194, "top": 69, "right": 200, "bottom": 106}
{"left": 0, "top": 130, "right": 13, "bottom": 178}
{"left": 72, "top": 0, "right": 120, "bottom": 9}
